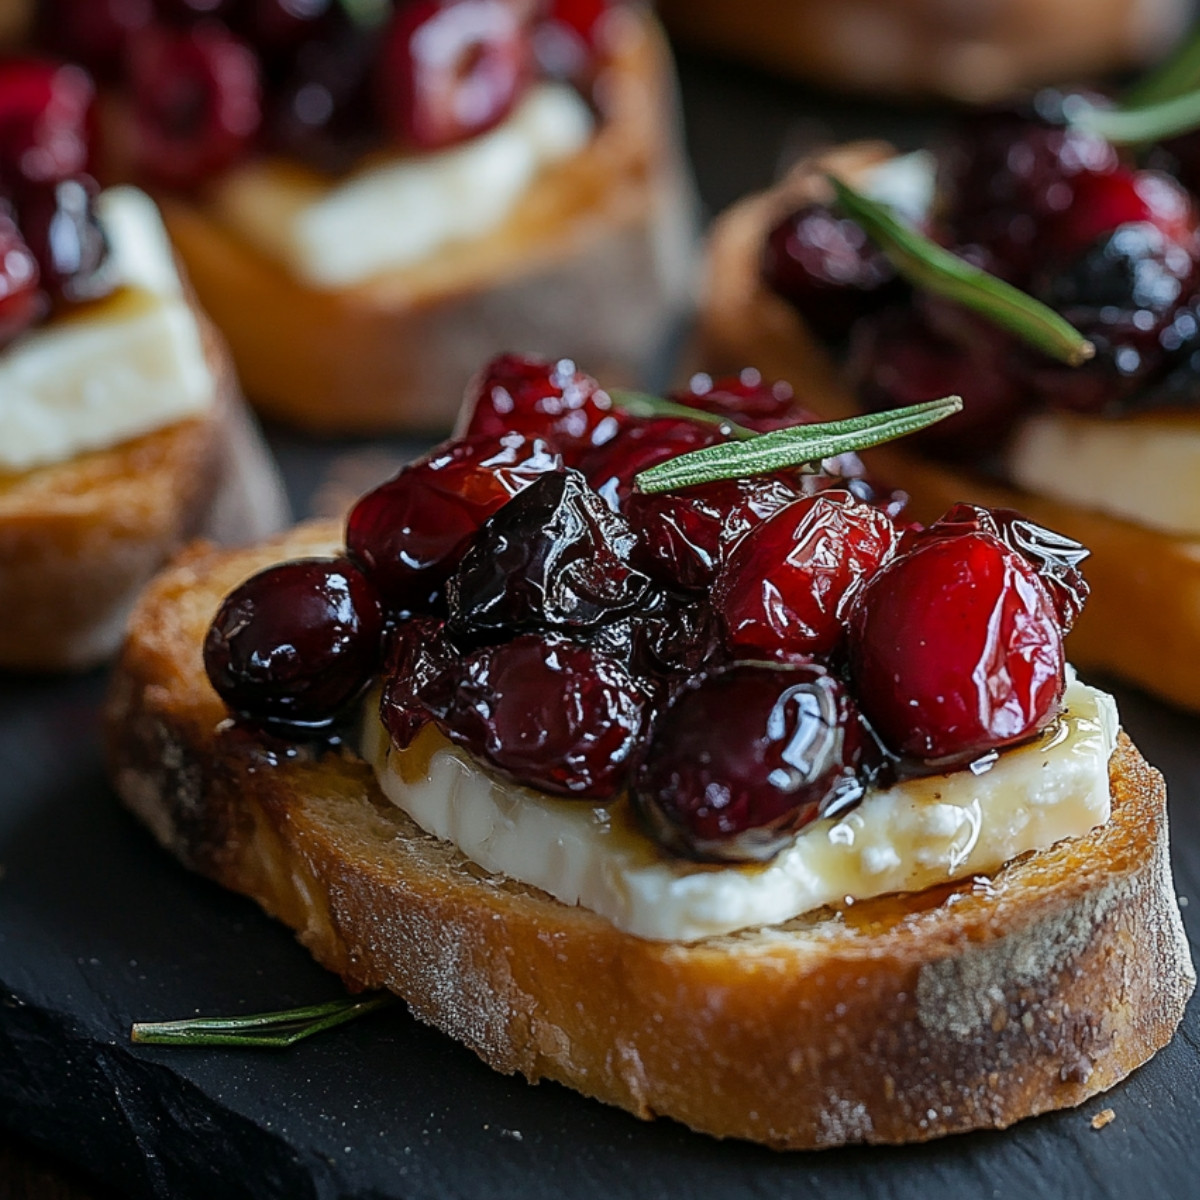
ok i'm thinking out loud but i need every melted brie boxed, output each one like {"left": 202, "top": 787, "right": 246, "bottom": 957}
{"left": 363, "top": 678, "right": 1117, "bottom": 942}
{"left": 211, "top": 83, "right": 594, "bottom": 289}
{"left": 0, "top": 187, "right": 215, "bottom": 474}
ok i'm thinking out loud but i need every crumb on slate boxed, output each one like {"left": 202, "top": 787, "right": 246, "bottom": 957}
{"left": 1090, "top": 1108, "right": 1116, "bottom": 1130}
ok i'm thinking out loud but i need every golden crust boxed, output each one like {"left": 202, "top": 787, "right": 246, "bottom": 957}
{"left": 105, "top": 523, "right": 1194, "bottom": 1149}
{"left": 699, "top": 143, "right": 1200, "bottom": 714}
{"left": 158, "top": 9, "right": 696, "bottom": 434}
{"left": 0, "top": 321, "right": 288, "bottom": 671}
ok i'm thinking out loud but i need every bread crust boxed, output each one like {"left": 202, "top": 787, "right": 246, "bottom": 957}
{"left": 656, "top": 0, "right": 1189, "bottom": 102}
{"left": 698, "top": 143, "right": 1200, "bottom": 714}
{"left": 105, "top": 523, "right": 1194, "bottom": 1149}
{"left": 0, "top": 320, "right": 288, "bottom": 671}
{"left": 157, "top": 9, "right": 696, "bottom": 434}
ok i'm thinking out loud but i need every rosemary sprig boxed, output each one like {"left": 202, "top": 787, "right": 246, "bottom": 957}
{"left": 1063, "top": 87, "right": 1200, "bottom": 146}
{"left": 829, "top": 177, "right": 1094, "bottom": 368}
{"left": 608, "top": 388, "right": 758, "bottom": 440}
{"left": 634, "top": 396, "right": 962, "bottom": 494}
{"left": 131, "top": 994, "right": 395, "bottom": 1050}
{"left": 1122, "top": 25, "right": 1200, "bottom": 108}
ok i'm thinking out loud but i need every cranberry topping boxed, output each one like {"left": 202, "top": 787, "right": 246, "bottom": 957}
{"left": 715, "top": 490, "right": 899, "bottom": 660}
{"left": 379, "top": 615, "right": 456, "bottom": 748}
{"left": 848, "top": 530, "right": 1066, "bottom": 765}
{"left": 533, "top": 0, "right": 610, "bottom": 81}
{"left": 346, "top": 432, "right": 561, "bottom": 617}
{"left": 460, "top": 353, "right": 623, "bottom": 463}
{"left": 0, "top": 59, "right": 95, "bottom": 191}
{"left": 18, "top": 175, "right": 115, "bottom": 306}
{"left": 670, "top": 369, "right": 802, "bottom": 433}
{"left": 203, "top": 557, "right": 385, "bottom": 735}
{"left": 633, "top": 662, "right": 871, "bottom": 863}
{"left": 447, "top": 468, "right": 651, "bottom": 638}
{"left": 377, "top": 0, "right": 529, "bottom": 152}
{"left": 127, "top": 21, "right": 263, "bottom": 188}
{"left": 35, "top": 0, "right": 154, "bottom": 79}
{"left": 0, "top": 212, "right": 45, "bottom": 348}
{"left": 421, "top": 632, "right": 649, "bottom": 799}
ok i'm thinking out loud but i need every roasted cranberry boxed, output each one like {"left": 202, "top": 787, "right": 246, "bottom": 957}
{"left": 913, "top": 503, "right": 1090, "bottom": 632}
{"left": 377, "top": 0, "right": 529, "bottom": 151}
{"left": 35, "top": 0, "right": 153, "bottom": 79}
{"left": 448, "top": 469, "right": 651, "bottom": 638}
{"left": 848, "top": 531, "right": 1065, "bottom": 765}
{"left": 127, "top": 21, "right": 263, "bottom": 188}
{"left": 533, "top": 0, "right": 609, "bottom": 80}
{"left": 421, "top": 632, "right": 649, "bottom": 799}
{"left": 0, "top": 212, "right": 45, "bottom": 348}
{"left": 0, "top": 59, "right": 95, "bottom": 191}
{"left": 203, "top": 557, "right": 385, "bottom": 735}
{"left": 17, "top": 175, "right": 115, "bottom": 306}
{"left": 633, "top": 594, "right": 723, "bottom": 686}
{"left": 379, "top": 615, "right": 456, "bottom": 748}
{"left": 762, "top": 202, "right": 904, "bottom": 342}
{"left": 345, "top": 432, "right": 561, "bottom": 616}
{"left": 579, "top": 415, "right": 728, "bottom": 509}
{"left": 715, "top": 490, "right": 898, "bottom": 661}
{"left": 459, "top": 353, "right": 623, "bottom": 463}
{"left": 633, "top": 662, "right": 870, "bottom": 862}
{"left": 670, "top": 369, "right": 801, "bottom": 433}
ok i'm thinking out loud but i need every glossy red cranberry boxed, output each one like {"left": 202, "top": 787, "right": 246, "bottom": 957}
{"left": 714, "top": 490, "right": 898, "bottom": 660}
{"left": 127, "top": 21, "right": 263, "bottom": 188}
{"left": 912, "top": 503, "right": 1090, "bottom": 632}
{"left": 17, "top": 175, "right": 115, "bottom": 306}
{"left": 848, "top": 531, "right": 1065, "bottom": 764}
{"left": 422, "top": 632, "right": 650, "bottom": 799}
{"left": 345, "top": 432, "right": 561, "bottom": 616}
{"left": 379, "top": 615, "right": 456, "bottom": 749}
{"left": 533, "top": 0, "right": 610, "bottom": 80}
{"left": 203, "top": 557, "right": 385, "bottom": 735}
{"left": 34, "top": 0, "right": 153, "bottom": 79}
{"left": 377, "top": 0, "right": 529, "bottom": 151}
{"left": 448, "top": 469, "right": 651, "bottom": 638}
{"left": 0, "top": 59, "right": 95, "bottom": 190}
{"left": 0, "top": 212, "right": 45, "bottom": 348}
{"left": 763, "top": 202, "right": 904, "bottom": 342}
{"left": 633, "top": 662, "right": 870, "bottom": 862}
{"left": 460, "top": 353, "right": 623, "bottom": 463}
{"left": 670, "top": 369, "right": 802, "bottom": 433}
{"left": 579, "top": 415, "right": 728, "bottom": 509}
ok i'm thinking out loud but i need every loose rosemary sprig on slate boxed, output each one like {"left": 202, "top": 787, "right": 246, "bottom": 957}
{"left": 634, "top": 396, "right": 962, "bottom": 494}
{"left": 829, "top": 177, "right": 1095, "bottom": 368}
{"left": 131, "top": 994, "right": 395, "bottom": 1049}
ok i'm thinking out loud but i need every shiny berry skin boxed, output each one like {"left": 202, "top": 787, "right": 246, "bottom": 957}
{"left": 448, "top": 469, "right": 651, "bottom": 638}
{"left": 762, "top": 202, "right": 903, "bottom": 342}
{"left": 379, "top": 615, "right": 455, "bottom": 748}
{"left": 17, "top": 175, "right": 115, "bottom": 306}
{"left": 203, "top": 557, "right": 385, "bottom": 735}
{"left": 715, "top": 490, "right": 899, "bottom": 660}
{"left": 579, "top": 415, "right": 728, "bottom": 509}
{"left": 848, "top": 532, "right": 1065, "bottom": 764}
{"left": 533, "top": 0, "right": 610, "bottom": 80}
{"left": 421, "top": 632, "right": 650, "bottom": 799}
{"left": 127, "top": 21, "right": 263, "bottom": 188}
{"left": 0, "top": 59, "right": 95, "bottom": 190}
{"left": 345, "top": 432, "right": 561, "bottom": 617}
{"left": 0, "top": 213, "right": 45, "bottom": 348}
{"left": 670, "top": 369, "right": 801, "bottom": 433}
{"left": 35, "top": 0, "right": 153, "bottom": 79}
{"left": 377, "top": 0, "right": 529, "bottom": 152}
{"left": 633, "top": 662, "right": 870, "bottom": 862}
{"left": 460, "top": 353, "right": 623, "bottom": 463}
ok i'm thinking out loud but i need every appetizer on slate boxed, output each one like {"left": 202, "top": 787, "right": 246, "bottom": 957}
{"left": 107, "top": 355, "right": 1192, "bottom": 1148}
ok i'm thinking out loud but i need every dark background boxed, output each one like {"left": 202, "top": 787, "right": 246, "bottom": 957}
{"left": 3, "top": 46, "right": 1199, "bottom": 1200}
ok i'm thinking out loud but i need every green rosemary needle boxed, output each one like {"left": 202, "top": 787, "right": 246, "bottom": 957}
{"left": 634, "top": 396, "right": 962, "bottom": 494}
{"left": 1063, "top": 87, "right": 1200, "bottom": 146}
{"left": 608, "top": 388, "right": 758, "bottom": 440}
{"left": 1122, "top": 25, "right": 1200, "bottom": 108}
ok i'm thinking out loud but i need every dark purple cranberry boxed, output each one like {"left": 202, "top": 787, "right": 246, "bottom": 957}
{"left": 379, "top": 616, "right": 456, "bottom": 749}
{"left": 669, "top": 369, "right": 801, "bottom": 433}
{"left": 0, "top": 59, "right": 95, "bottom": 191}
{"left": 911, "top": 503, "right": 1090, "bottom": 632}
{"left": 345, "top": 432, "right": 561, "bottom": 616}
{"left": 127, "top": 20, "right": 263, "bottom": 188}
{"left": 34, "top": 0, "right": 153, "bottom": 79}
{"left": 421, "top": 632, "right": 650, "bottom": 799}
{"left": 633, "top": 594, "right": 723, "bottom": 686}
{"left": 578, "top": 415, "right": 728, "bottom": 509}
{"left": 448, "top": 469, "right": 651, "bottom": 638}
{"left": 762, "top": 202, "right": 904, "bottom": 342}
{"left": 16, "top": 175, "right": 115, "bottom": 306}
{"left": 377, "top": 0, "right": 530, "bottom": 151}
{"left": 633, "top": 662, "right": 870, "bottom": 862}
{"left": 460, "top": 353, "right": 623, "bottom": 463}
{"left": 714, "top": 490, "right": 899, "bottom": 661}
{"left": 0, "top": 212, "right": 45, "bottom": 348}
{"left": 203, "top": 557, "right": 385, "bottom": 735}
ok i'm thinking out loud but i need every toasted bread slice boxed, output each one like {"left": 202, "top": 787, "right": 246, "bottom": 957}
{"left": 154, "top": 9, "right": 695, "bottom": 435}
{"left": 0, "top": 321, "right": 288, "bottom": 671}
{"left": 105, "top": 522, "right": 1193, "bottom": 1148}
{"left": 656, "top": 0, "right": 1189, "bottom": 102}
{"left": 698, "top": 143, "right": 1200, "bottom": 714}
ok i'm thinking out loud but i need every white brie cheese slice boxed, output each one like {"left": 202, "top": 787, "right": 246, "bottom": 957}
{"left": 0, "top": 186, "right": 215, "bottom": 474}
{"left": 364, "top": 678, "right": 1117, "bottom": 943}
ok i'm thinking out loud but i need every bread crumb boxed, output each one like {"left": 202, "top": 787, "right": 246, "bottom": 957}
{"left": 1090, "top": 1108, "right": 1115, "bottom": 1130}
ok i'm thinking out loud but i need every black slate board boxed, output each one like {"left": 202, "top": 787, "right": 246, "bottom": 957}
{"left": 4, "top": 50, "right": 1200, "bottom": 1200}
